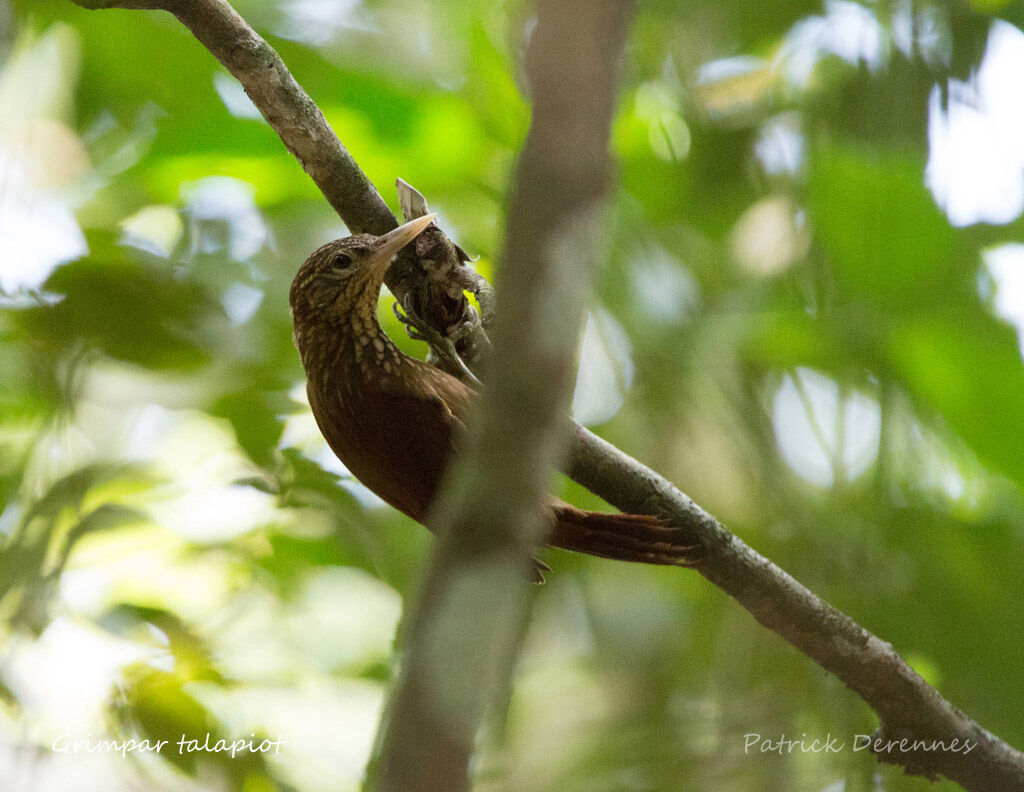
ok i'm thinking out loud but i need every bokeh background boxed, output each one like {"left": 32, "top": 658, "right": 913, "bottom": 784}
{"left": 2, "top": 0, "right": 1024, "bottom": 790}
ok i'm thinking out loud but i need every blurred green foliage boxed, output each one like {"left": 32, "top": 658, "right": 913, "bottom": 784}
{"left": 1, "top": 0, "right": 1023, "bottom": 791}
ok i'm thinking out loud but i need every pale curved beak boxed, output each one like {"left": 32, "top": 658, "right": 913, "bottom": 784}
{"left": 368, "top": 213, "right": 437, "bottom": 273}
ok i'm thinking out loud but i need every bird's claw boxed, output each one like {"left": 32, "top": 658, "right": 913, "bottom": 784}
{"left": 392, "top": 300, "right": 429, "bottom": 342}
{"left": 392, "top": 297, "right": 483, "bottom": 388}
{"left": 447, "top": 305, "right": 483, "bottom": 345}
{"left": 451, "top": 266, "right": 496, "bottom": 329}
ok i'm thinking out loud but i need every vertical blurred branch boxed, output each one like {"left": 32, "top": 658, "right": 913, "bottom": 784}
{"left": 369, "top": 1, "right": 635, "bottom": 790}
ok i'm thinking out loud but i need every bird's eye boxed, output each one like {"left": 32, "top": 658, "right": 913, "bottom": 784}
{"left": 334, "top": 253, "right": 353, "bottom": 269}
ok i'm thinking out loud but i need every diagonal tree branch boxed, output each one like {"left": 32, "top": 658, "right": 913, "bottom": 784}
{"left": 73, "top": 0, "right": 394, "bottom": 234}
{"left": 68, "top": 0, "right": 477, "bottom": 344}
{"left": 569, "top": 424, "right": 1024, "bottom": 790}
{"left": 65, "top": 1, "right": 1024, "bottom": 789}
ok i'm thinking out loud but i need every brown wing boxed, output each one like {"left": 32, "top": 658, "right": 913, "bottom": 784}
{"left": 307, "top": 353, "right": 479, "bottom": 526}
{"left": 337, "top": 370, "right": 472, "bottom": 524}
{"left": 410, "top": 360, "right": 476, "bottom": 423}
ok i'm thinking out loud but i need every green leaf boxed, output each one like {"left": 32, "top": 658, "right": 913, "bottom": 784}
{"left": 210, "top": 384, "right": 287, "bottom": 468}
{"left": 809, "top": 144, "right": 957, "bottom": 309}
{"left": 17, "top": 233, "right": 224, "bottom": 371}
{"left": 889, "top": 311, "right": 1024, "bottom": 487}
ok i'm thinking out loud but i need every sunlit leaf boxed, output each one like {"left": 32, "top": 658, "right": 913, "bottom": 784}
{"left": 888, "top": 311, "right": 1024, "bottom": 488}
{"left": 809, "top": 144, "right": 957, "bottom": 308}
{"left": 16, "top": 233, "right": 225, "bottom": 371}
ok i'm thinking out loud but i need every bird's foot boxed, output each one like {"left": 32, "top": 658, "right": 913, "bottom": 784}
{"left": 391, "top": 299, "right": 429, "bottom": 342}
{"left": 446, "top": 304, "right": 489, "bottom": 352}
{"left": 450, "top": 266, "right": 497, "bottom": 329}
{"left": 392, "top": 298, "right": 482, "bottom": 388}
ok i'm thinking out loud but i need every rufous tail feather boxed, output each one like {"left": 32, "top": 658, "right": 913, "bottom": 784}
{"left": 549, "top": 504, "right": 702, "bottom": 567}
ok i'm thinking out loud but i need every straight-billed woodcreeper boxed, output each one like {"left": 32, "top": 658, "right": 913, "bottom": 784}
{"left": 290, "top": 214, "right": 697, "bottom": 579}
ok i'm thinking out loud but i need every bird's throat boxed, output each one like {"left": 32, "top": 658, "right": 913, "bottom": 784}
{"left": 347, "top": 303, "right": 403, "bottom": 373}
{"left": 297, "top": 297, "right": 407, "bottom": 401}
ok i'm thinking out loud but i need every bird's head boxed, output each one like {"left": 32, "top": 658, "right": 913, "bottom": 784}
{"left": 290, "top": 213, "right": 437, "bottom": 327}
